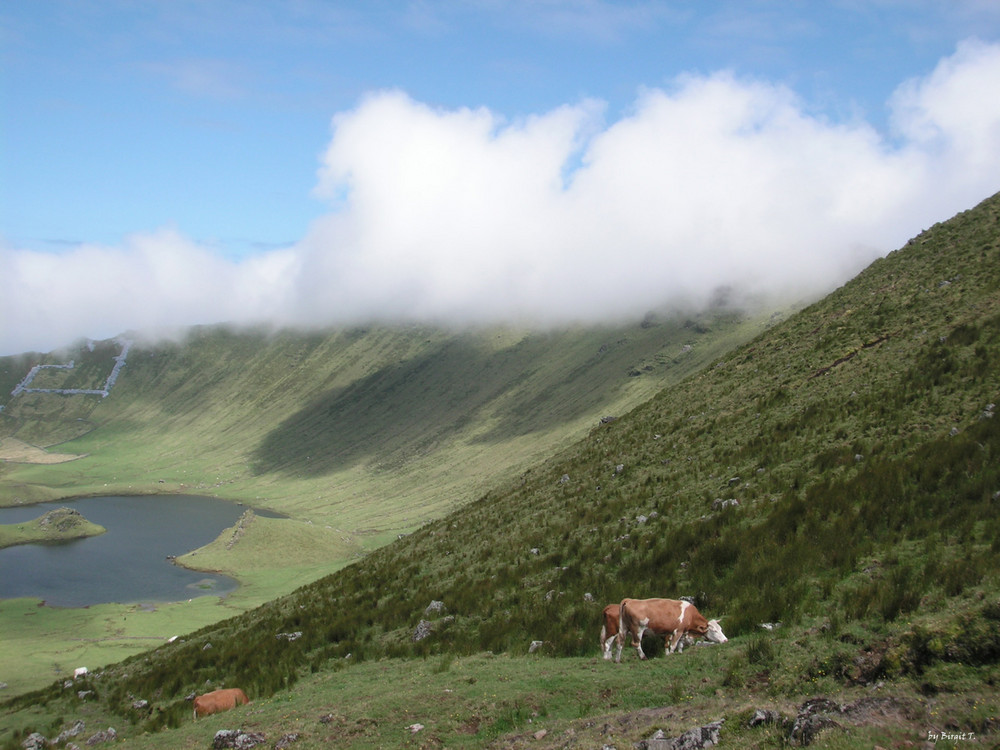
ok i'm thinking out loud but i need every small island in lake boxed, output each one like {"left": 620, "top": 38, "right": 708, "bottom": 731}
{"left": 0, "top": 507, "right": 106, "bottom": 549}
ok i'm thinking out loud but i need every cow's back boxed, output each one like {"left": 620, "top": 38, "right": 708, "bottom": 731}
{"left": 193, "top": 688, "right": 249, "bottom": 719}
{"left": 622, "top": 598, "right": 683, "bottom": 633}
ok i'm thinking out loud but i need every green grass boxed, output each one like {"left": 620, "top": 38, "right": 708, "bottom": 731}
{"left": 2, "top": 627, "right": 998, "bottom": 748}
{"left": 1, "top": 191, "right": 999, "bottom": 747}
{"left": 0, "top": 313, "right": 772, "bottom": 691}
{"left": 0, "top": 508, "right": 105, "bottom": 548}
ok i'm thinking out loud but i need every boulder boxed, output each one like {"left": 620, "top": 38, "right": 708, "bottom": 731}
{"left": 638, "top": 719, "right": 724, "bottom": 749}
{"left": 84, "top": 727, "right": 117, "bottom": 745}
{"left": 788, "top": 699, "right": 840, "bottom": 746}
{"left": 213, "top": 729, "right": 267, "bottom": 749}
{"left": 748, "top": 709, "right": 782, "bottom": 727}
{"left": 412, "top": 620, "right": 433, "bottom": 642}
{"left": 54, "top": 720, "right": 86, "bottom": 744}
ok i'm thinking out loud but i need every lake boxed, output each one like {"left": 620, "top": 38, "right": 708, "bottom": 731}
{"left": 0, "top": 495, "right": 278, "bottom": 607}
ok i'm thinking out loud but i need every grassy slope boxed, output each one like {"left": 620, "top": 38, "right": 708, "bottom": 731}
{"left": 0, "top": 311, "right": 772, "bottom": 694}
{"left": 3, "top": 194, "right": 998, "bottom": 747}
{"left": 0, "top": 316, "right": 770, "bottom": 529}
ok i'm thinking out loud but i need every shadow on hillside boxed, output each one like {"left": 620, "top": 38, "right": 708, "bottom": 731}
{"left": 251, "top": 335, "right": 625, "bottom": 478}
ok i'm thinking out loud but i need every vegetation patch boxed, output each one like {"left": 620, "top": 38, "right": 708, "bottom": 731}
{"left": 0, "top": 508, "right": 105, "bottom": 549}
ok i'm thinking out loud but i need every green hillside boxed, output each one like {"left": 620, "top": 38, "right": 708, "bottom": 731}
{"left": 0, "top": 307, "right": 772, "bottom": 695}
{"left": 2, "top": 191, "right": 999, "bottom": 747}
{"left": 0, "top": 314, "right": 770, "bottom": 528}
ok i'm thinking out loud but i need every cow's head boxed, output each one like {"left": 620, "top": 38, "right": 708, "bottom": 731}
{"left": 705, "top": 618, "right": 727, "bottom": 644}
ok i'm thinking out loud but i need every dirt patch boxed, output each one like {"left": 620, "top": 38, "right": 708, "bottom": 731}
{"left": 0, "top": 437, "right": 84, "bottom": 464}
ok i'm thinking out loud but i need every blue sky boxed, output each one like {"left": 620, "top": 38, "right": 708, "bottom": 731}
{"left": 3, "top": 1, "right": 1000, "bottom": 354}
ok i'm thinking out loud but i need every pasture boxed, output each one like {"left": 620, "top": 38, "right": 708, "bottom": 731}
{"left": 5, "top": 620, "right": 999, "bottom": 748}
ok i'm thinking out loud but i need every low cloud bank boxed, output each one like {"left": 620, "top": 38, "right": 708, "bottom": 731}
{"left": 4, "top": 41, "right": 1000, "bottom": 355}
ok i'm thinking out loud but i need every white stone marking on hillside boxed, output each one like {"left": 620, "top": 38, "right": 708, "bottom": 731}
{"left": 8, "top": 338, "right": 133, "bottom": 399}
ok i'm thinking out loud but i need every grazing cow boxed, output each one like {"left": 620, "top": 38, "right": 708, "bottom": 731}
{"left": 600, "top": 604, "right": 620, "bottom": 660}
{"left": 73, "top": 667, "right": 88, "bottom": 679}
{"left": 615, "top": 598, "right": 726, "bottom": 662}
{"left": 602, "top": 602, "right": 696, "bottom": 660}
{"left": 192, "top": 688, "right": 250, "bottom": 720}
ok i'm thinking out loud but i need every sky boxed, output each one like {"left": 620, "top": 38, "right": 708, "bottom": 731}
{"left": 2, "top": 1, "right": 1000, "bottom": 355}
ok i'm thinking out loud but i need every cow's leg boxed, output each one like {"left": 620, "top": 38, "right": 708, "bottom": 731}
{"left": 603, "top": 634, "right": 616, "bottom": 660}
{"left": 634, "top": 624, "right": 647, "bottom": 660}
{"left": 614, "top": 630, "right": 625, "bottom": 663}
{"left": 667, "top": 629, "right": 683, "bottom": 654}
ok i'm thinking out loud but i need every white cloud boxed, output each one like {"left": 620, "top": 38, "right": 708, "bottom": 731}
{"left": 3, "top": 41, "right": 1000, "bottom": 354}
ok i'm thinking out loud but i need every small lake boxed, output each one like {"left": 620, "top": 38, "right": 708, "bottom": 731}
{"left": 0, "top": 495, "right": 279, "bottom": 608}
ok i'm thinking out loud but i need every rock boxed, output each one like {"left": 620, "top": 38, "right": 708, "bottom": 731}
{"left": 54, "top": 720, "right": 86, "bottom": 743}
{"left": 584, "top": 592, "right": 594, "bottom": 602}
{"left": 533, "top": 729, "right": 548, "bottom": 740}
{"left": 788, "top": 699, "right": 840, "bottom": 746}
{"left": 276, "top": 631, "right": 303, "bottom": 641}
{"left": 712, "top": 498, "right": 739, "bottom": 510}
{"left": 407, "top": 724, "right": 424, "bottom": 734}
{"left": 424, "top": 600, "right": 446, "bottom": 616}
{"left": 21, "top": 733, "right": 47, "bottom": 750}
{"left": 748, "top": 709, "right": 781, "bottom": 727}
{"left": 559, "top": 474, "right": 571, "bottom": 484}
{"left": 412, "top": 619, "right": 433, "bottom": 642}
{"left": 85, "top": 727, "right": 117, "bottom": 745}
{"left": 213, "top": 729, "right": 266, "bottom": 749}
{"left": 131, "top": 699, "right": 149, "bottom": 710}
{"left": 638, "top": 720, "right": 724, "bottom": 749}
{"left": 274, "top": 733, "right": 300, "bottom": 749}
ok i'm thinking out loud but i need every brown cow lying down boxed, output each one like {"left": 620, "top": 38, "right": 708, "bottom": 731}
{"left": 193, "top": 688, "right": 250, "bottom": 720}
{"left": 615, "top": 598, "right": 726, "bottom": 662}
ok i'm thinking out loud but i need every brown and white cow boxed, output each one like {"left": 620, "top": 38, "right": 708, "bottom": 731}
{"left": 615, "top": 598, "right": 726, "bottom": 662}
{"left": 600, "top": 603, "right": 620, "bottom": 660}
{"left": 192, "top": 688, "right": 250, "bottom": 720}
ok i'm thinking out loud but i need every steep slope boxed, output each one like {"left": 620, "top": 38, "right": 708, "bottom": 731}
{"left": 0, "top": 314, "right": 767, "bottom": 532}
{"left": 3, "top": 191, "right": 999, "bottom": 746}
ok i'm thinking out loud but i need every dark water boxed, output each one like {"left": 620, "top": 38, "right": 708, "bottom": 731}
{"left": 0, "top": 495, "right": 276, "bottom": 607}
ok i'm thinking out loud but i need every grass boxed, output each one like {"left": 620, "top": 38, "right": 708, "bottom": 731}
{"left": 1, "top": 191, "right": 999, "bottom": 746}
{"left": 0, "top": 597, "right": 235, "bottom": 696}
{"left": 0, "top": 508, "right": 105, "bottom": 548}
{"left": 0, "top": 312, "right": 772, "bottom": 692}
{"left": 3, "top": 627, "right": 998, "bottom": 748}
